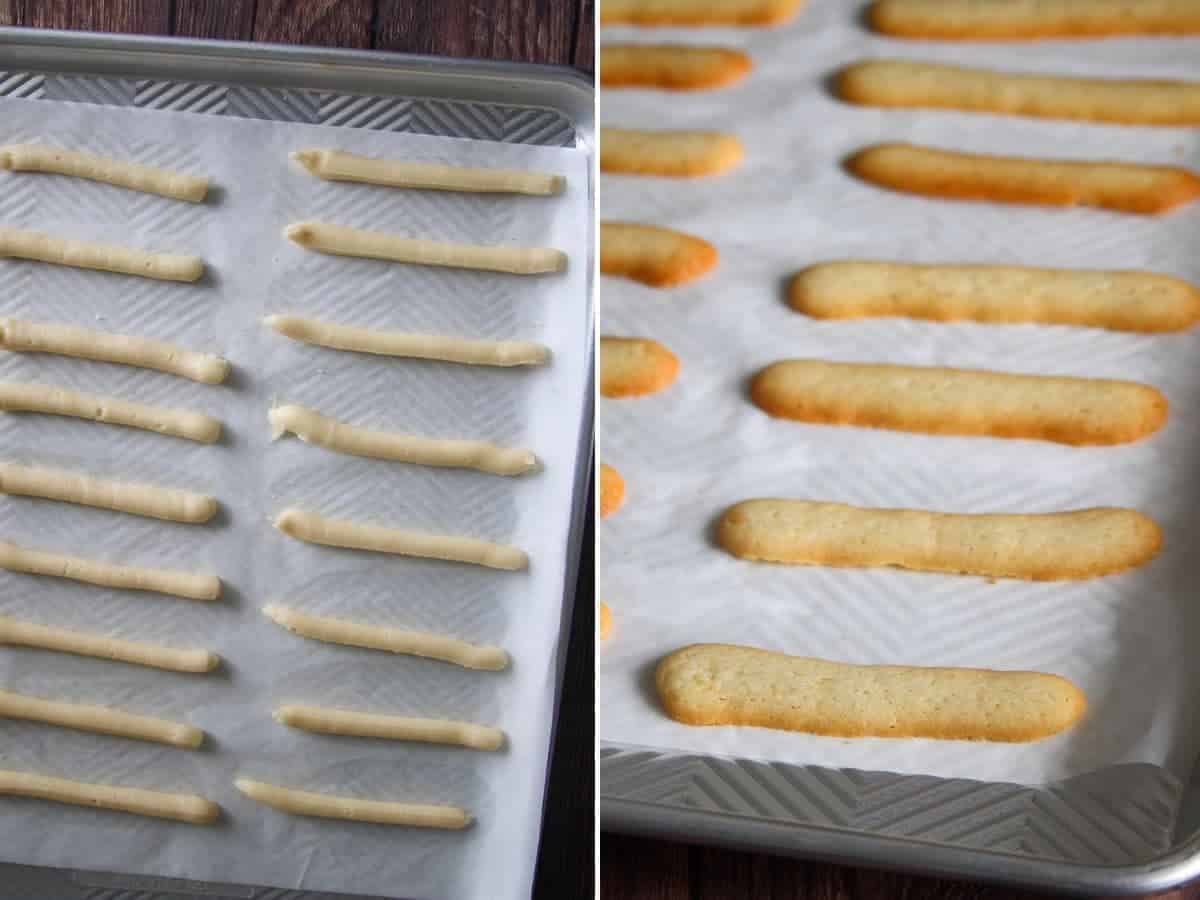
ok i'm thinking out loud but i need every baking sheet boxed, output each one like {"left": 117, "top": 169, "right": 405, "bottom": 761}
{"left": 0, "top": 94, "right": 591, "bottom": 900}
{"left": 599, "top": 0, "right": 1200, "bottom": 787}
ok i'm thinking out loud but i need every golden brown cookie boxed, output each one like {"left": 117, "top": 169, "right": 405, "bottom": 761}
{"left": 788, "top": 261, "right": 1200, "bottom": 333}
{"left": 717, "top": 499, "right": 1162, "bottom": 580}
{"left": 600, "top": 337, "right": 680, "bottom": 398}
{"left": 601, "top": 128, "right": 744, "bottom": 177}
{"left": 836, "top": 60, "right": 1200, "bottom": 126}
{"left": 868, "top": 0, "right": 1200, "bottom": 39}
{"left": 601, "top": 222, "right": 718, "bottom": 287}
{"left": 602, "top": 0, "right": 805, "bottom": 26}
{"left": 657, "top": 643, "right": 1087, "bottom": 741}
{"left": 600, "top": 602, "right": 614, "bottom": 641}
{"left": 750, "top": 359, "right": 1167, "bottom": 445}
{"left": 600, "top": 463, "right": 626, "bottom": 517}
{"left": 846, "top": 142, "right": 1200, "bottom": 215}
{"left": 600, "top": 44, "right": 752, "bottom": 91}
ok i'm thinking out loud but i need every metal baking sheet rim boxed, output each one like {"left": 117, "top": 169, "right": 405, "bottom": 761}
{"left": 0, "top": 28, "right": 595, "bottom": 900}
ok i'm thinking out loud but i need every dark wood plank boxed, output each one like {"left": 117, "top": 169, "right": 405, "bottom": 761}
{"left": 0, "top": 0, "right": 16, "bottom": 27}
{"left": 602, "top": 835, "right": 1200, "bottom": 900}
{"left": 173, "top": 0, "right": 255, "bottom": 40}
{"left": 253, "top": 0, "right": 373, "bottom": 48}
{"left": 574, "top": 0, "right": 593, "bottom": 73}
{"left": 533, "top": 474, "right": 595, "bottom": 900}
{"left": 22, "top": 0, "right": 169, "bottom": 32}
{"left": 375, "top": 0, "right": 578, "bottom": 66}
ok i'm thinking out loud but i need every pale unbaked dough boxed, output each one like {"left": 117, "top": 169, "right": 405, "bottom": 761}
{"left": 0, "top": 613, "right": 219, "bottom": 672}
{"left": 0, "top": 769, "right": 218, "bottom": 823}
{"left": 0, "top": 144, "right": 209, "bottom": 202}
{"left": 292, "top": 149, "right": 564, "bottom": 196}
{"left": 0, "top": 688, "right": 203, "bottom": 748}
{"left": 265, "top": 314, "right": 549, "bottom": 367}
{"left": 234, "top": 777, "right": 470, "bottom": 829}
{"left": 0, "top": 461, "right": 217, "bottom": 523}
{"left": 274, "top": 507, "right": 528, "bottom": 570}
{"left": 270, "top": 404, "right": 538, "bottom": 476}
{"left": 0, "top": 318, "right": 229, "bottom": 383}
{"left": 0, "top": 382, "right": 221, "bottom": 443}
{"left": 0, "top": 226, "right": 203, "bottom": 282}
{"left": 274, "top": 703, "right": 505, "bottom": 750}
{"left": 285, "top": 221, "right": 567, "bottom": 275}
{"left": 263, "top": 604, "right": 509, "bottom": 671}
{"left": 0, "top": 540, "right": 220, "bottom": 601}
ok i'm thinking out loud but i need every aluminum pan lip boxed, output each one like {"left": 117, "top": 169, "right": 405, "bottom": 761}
{"left": 602, "top": 776, "right": 1200, "bottom": 896}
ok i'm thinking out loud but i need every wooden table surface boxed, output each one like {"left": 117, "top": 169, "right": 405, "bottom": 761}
{"left": 0, "top": 3, "right": 593, "bottom": 900}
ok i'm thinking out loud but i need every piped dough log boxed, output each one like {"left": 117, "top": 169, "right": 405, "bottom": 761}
{"left": 0, "top": 383, "right": 221, "bottom": 443}
{"left": 868, "top": 0, "right": 1200, "bottom": 39}
{"left": 263, "top": 604, "right": 509, "bottom": 671}
{"left": 0, "top": 226, "right": 203, "bottom": 281}
{"left": 292, "top": 149, "right": 564, "bottom": 196}
{"left": 285, "top": 221, "right": 566, "bottom": 275}
{"left": 601, "top": 128, "right": 744, "bottom": 177}
{"left": 788, "top": 261, "right": 1200, "bottom": 333}
{"left": 600, "top": 44, "right": 752, "bottom": 91}
{"left": 600, "top": 463, "right": 625, "bottom": 517}
{"left": 0, "top": 770, "right": 218, "bottom": 823}
{"left": 0, "top": 144, "right": 208, "bottom": 201}
{"left": 0, "top": 462, "right": 216, "bottom": 523}
{"left": 600, "top": 336, "right": 679, "bottom": 398}
{"left": 0, "top": 540, "right": 220, "bottom": 601}
{"left": 750, "top": 359, "right": 1167, "bottom": 446}
{"left": 847, "top": 143, "right": 1200, "bottom": 215}
{"left": 0, "top": 614, "right": 219, "bottom": 672}
{"left": 601, "top": 222, "right": 717, "bottom": 287}
{"left": 836, "top": 60, "right": 1200, "bottom": 126}
{"left": 717, "top": 500, "right": 1162, "bottom": 580}
{"left": 274, "top": 703, "right": 504, "bottom": 750}
{"left": 656, "top": 644, "right": 1087, "bottom": 742}
{"left": 0, "top": 318, "right": 229, "bottom": 383}
{"left": 274, "top": 507, "right": 528, "bottom": 571}
{"left": 601, "top": 0, "right": 806, "bottom": 26}
{"left": 270, "top": 404, "right": 537, "bottom": 476}
{"left": 265, "top": 314, "right": 549, "bottom": 367}
{"left": 235, "top": 777, "right": 470, "bottom": 829}
{"left": 0, "top": 688, "right": 203, "bottom": 748}
{"left": 600, "top": 602, "right": 613, "bottom": 641}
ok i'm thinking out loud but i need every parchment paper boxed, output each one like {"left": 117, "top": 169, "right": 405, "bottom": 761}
{"left": 599, "top": 0, "right": 1200, "bottom": 787}
{"left": 0, "top": 95, "right": 591, "bottom": 900}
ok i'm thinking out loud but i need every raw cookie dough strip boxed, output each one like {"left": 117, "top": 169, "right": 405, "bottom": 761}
{"left": 601, "top": 128, "right": 744, "bottom": 177}
{"left": 868, "top": 0, "right": 1200, "bottom": 39}
{"left": 788, "top": 261, "right": 1200, "bottom": 332}
{"left": 0, "top": 144, "right": 209, "bottom": 202}
{"left": 600, "top": 336, "right": 679, "bottom": 398}
{"left": 600, "top": 44, "right": 752, "bottom": 91}
{"left": 601, "top": 0, "right": 806, "bottom": 26}
{"left": 600, "top": 463, "right": 625, "bottom": 517}
{"left": 0, "top": 226, "right": 203, "bottom": 282}
{"left": 265, "top": 314, "right": 549, "bottom": 367}
{"left": 656, "top": 644, "right": 1087, "bottom": 742}
{"left": 274, "top": 703, "right": 504, "bottom": 750}
{"left": 0, "top": 613, "right": 219, "bottom": 672}
{"left": 0, "top": 383, "right": 221, "bottom": 443}
{"left": 292, "top": 149, "right": 564, "bottom": 196}
{"left": 270, "top": 404, "right": 537, "bottom": 476}
{"left": 274, "top": 507, "right": 528, "bottom": 571}
{"left": 836, "top": 60, "right": 1200, "bottom": 126}
{"left": 0, "top": 540, "right": 220, "bottom": 601}
{"left": 0, "top": 687, "right": 203, "bottom": 748}
{"left": 0, "top": 770, "right": 218, "bottom": 823}
{"left": 263, "top": 604, "right": 509, "bottom": 671}
{"left": 717, "top": 500, "right": 1162, "bottom": 580}
{"left": 235, "top": 777, "right": 469, "bottom": 829}
{"left": 0, "top": 461, "right": 217, "bottom": 523}
{"left": 285, "top": 222, "right": 566, "bottom": 275}
{"left": 0, "top": 318, "right": 229, "bottom": 383}
{"left": 847, "top": 143, "right": 1200, "bottom": 215}
{"left": 750, "top": 359, "right": 1167, "bottom": 445}
{"left": 601, "top": 222, "right": 717, "bottom": 287}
